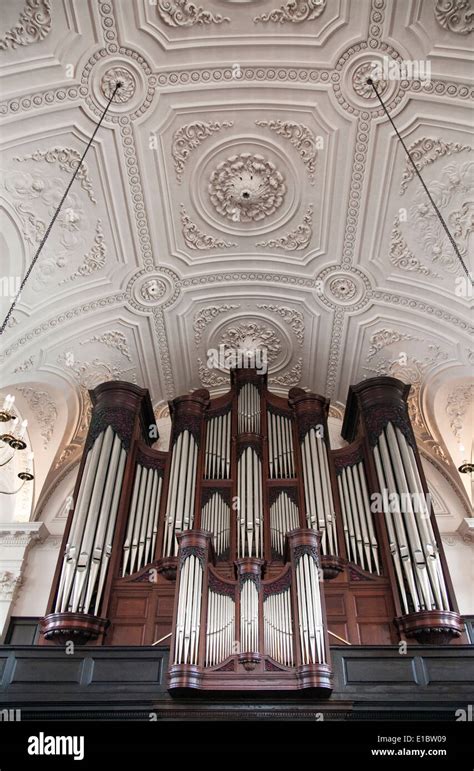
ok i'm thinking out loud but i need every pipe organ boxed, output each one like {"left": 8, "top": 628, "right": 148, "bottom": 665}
{"left": 42, "top": 369, "right": 464, "bottom": 693}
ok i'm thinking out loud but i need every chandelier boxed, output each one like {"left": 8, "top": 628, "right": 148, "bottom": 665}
{"left": 0, "top": 394, "right": 34, "bottom": 495}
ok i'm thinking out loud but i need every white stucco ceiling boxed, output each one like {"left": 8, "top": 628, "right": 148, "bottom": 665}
{"left": 0, "top": 0, "right": 472, "bottom": 513}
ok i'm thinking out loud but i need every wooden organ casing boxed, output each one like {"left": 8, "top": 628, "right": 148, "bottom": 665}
{"left": 41, "top": 369, "right": 464, "bottom": 694}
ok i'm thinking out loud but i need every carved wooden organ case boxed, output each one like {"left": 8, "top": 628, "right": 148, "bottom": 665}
{"left": 41, "top": 369, "right": 463, "bottom": 695}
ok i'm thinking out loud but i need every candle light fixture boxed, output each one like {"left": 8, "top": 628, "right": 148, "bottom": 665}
{"left": 0, "top": 394, "right": 35, "bottom": 494}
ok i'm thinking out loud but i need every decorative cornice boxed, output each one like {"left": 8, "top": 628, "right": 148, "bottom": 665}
{"left": 256, "top": 121, "right": 317, "bottom": 183}
{"left": 180, "top": 205, "right": 237, "bottom": 249}
{"left": 256, "top": 206, "right": 313, "bottom": 250}
{"left": 172, "top": 121, "right": 233, "bottom": 183}
{"left": 80, "top": 331, "right": 132, "bottom": 362}
{"left": 256, "top": 305, "right": 304, "bottom": 344}
{"left": 14, "top": 356, "right": 35, "bottom": 373}
{"left": 158, "top": 0, "right": 229, "bottom": 27}
{"left": 390, "top": 216, "right": 436, "bottom": 276}
{"left": 268, "top": 357, "right": 303, "bottom": 387}
{"left": 254, "top": 0, "right": 326, "bottom": 24}
{"left": 17, "top": 386, "right": 57, "bottom": 449}
{"left": 14, "top": 147, "right": 96, "bottom": 203}
{"left": 446, "top": 383, "right": 474, "bottom": 442}
{"left": 194, "top": 305, "right": 240, "bottom": 344}
{"left": 400, "top": 138, "right": 471, "bottom": 195}
{"left": 0, "top": 0, "right": 51, "bottom": 51}
{"left": 435, "top": 0, "right": 474, "bottom": 34}
{"left": 457, "top": 518, "right": 474, "bottom": 543}
{"left": 0, "top": 522, "right": 49, "bottom": 548}
{"left": 220, "top": 321, "right": 282, "bottom": 362}
{"left": 0, "top": 571, "right": 23, "bottom": 601}
{"left": 367, "top": 328, "right": 415, "bottom": 360}
{"left": 59, "top": 220, "right": 106, "bottom": 283}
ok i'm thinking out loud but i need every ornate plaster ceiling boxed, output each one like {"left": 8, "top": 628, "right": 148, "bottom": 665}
{"left": 0, "top": 0, "right": 472, "bottom": 515}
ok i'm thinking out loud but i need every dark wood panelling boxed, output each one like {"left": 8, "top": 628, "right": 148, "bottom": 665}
{"left": 324, "top": 565, "right": 398, "bottom": 645}
{"left": 107, "top": 578, "right": 174, "bottom": 646}
{"left": 1, "top": 646, "right": 473, "bottom": 721}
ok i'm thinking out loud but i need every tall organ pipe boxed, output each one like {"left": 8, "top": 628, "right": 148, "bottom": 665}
{"left": 55, "top": 426, "right": 127, "bottom": 615}
{"left": 163, "top": 430, "right": 198, "bottom": 557}
{"left": 300, "top": 428, "right": 337, "bottom": 556}
{"left": 270, "top": 492, "right": 299, "bottom": 559}
{"left": 267, "top": 410, "right": 295, "bottom": 478}
{"left": 122, "top": 463, "right": 164, "bottom": 576}
{"left": 237, "top": 447, "right": 263, "bottom": 558}
{"left": 201, "top": 492, "right": 230, "bottom": 558}
{"left": 238, "top": 383, "right": 260, "bottom": 434}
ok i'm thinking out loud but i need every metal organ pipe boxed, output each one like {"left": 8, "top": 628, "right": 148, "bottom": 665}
{"left": 94, "top": 446, "right": 126, "bottom": 615}
{"left": 300, "top": 428, "right": 338, "bottom": 556}
{"left": 205, "top": 411, "right": 230, "bottom": 479}
{"left": 55, "top": 443, "right": 95, "bottom": 612}
{"left": 201, "top": 493, "right": 230, "bottom": 559}
{"left": 356, "top": 462, "right": 380, "bottom": 574}
{"left": 372, "top": 443, "right": 410, "bottom": 614}
{"left": 174, "top": 553, "right": 203, "bottom": 665}
{"left": 238, "top": 384, "right": 260, "bottom": 434}
{"left": 337, "top": 462, "right": 380, "bottom": 574}
{"left": 122, "top": 463, "right": 163, "bottom": 577}
{"left": 163, "top": 429, "right": 198, "bottom": 557}
{"left": 68, "top": 427, "right": 113, "bottom": 612}
{"left": 267, "top": 411, "right": 295, "bottom": 478}
{"left": 381, "top": 426, "right": 433, "bottom": 610}
{"left": 205, "top": 587, "right": 235, "bottom": 666}
{"left": 240, "top": 577, "right": 259, "bottom": 653}
{"left": 83, "top": 432, "right": 123, "bottom": 613}
{"left": 374, "top": 435, "right": 422, "bottom": 612}
{"left": 295, "top": 552, "right": 326, "bottom": 665}
{"left": 403, "top": 435, "right": 450, "bottom": 609}
{"left": 263, "top": 585, "right": 294, "bottom": 666}
{"left": 237, "top": 448, "right": 263, "bottom": 558}
{"left": 57, "top": 432, "right": 106, "bottom": 611}
{"left": 386, "top": 423, "right": 449, "bottom": 611}
{"left": 270, "top": 492, "right": 299, "bottom": 559}
{"left": 55, "top": 426, "right": 127, "bottom": 614}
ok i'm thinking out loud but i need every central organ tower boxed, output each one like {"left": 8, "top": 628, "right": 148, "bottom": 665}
{"left": 41, "top": 367, "right": 463, "bottom": 695}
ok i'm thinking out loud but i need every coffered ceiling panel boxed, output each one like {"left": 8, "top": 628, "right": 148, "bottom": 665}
{"left": 165, "top": 287, "right": 321, "bottom": 394}
{"left": 139, "top": 84, "right": 351, "bottom": 270}
{"left": 116, "top": 0, "right": 359, "bottom": 61}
